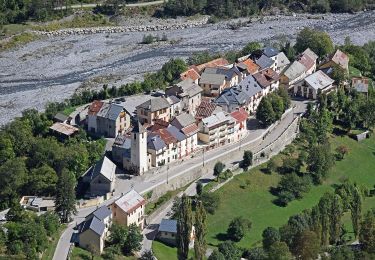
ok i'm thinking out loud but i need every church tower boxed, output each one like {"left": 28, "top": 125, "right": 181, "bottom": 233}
{"left": 130, "top": 121, "right": 148, "bottom": 175}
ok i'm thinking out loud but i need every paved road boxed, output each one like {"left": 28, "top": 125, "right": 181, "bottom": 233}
{"left": 54, "top": 0, "right": 165, "bottom": 10}
{"left": 53, "top": 100, "right": 307, "bottom": 260}
{"left": 140, "top": 100, "right": 307, "bottom": 254}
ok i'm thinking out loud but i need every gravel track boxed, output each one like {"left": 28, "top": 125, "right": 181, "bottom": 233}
{"left": 1, "top": 11, "right": 375, "bottom": 125}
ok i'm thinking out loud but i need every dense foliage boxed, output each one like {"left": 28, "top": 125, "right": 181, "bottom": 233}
{"left": 2, "top": 207, "right": 60, "bottom": 258}
{"left": 0, "top": 109, "right": 105, "bottom": 210}
{"left": 256, "top": 88, "right": 291, "bottom": 127}
{"left": 162, "top": 0, "right": 374, "bottom": 18}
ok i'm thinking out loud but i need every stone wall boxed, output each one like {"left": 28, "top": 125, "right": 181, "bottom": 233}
{"left": 148, "top": 114, "right": 301, "bottom": 201}
{"left": 33, "top": 17, "right": 209, "bottom": 37}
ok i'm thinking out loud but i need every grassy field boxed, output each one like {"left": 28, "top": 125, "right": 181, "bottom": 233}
{"left": 205, "top": 133, "right": 375, "bottom": 248}
{"left": 71, "top": 246, "right": 137, "bottom": 260}
{"left": 152, "top": 241, "right": 200, "bottom": 260}
{"left": 0, "top": 32, "right": 40, "bottom": 52}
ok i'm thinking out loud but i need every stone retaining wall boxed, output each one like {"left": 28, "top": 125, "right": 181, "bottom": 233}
{"left": 149, "top": 114, "right": 301, "bottom": 201}
{"left": 33, "top": 17, "right": 209, "bottom": 37}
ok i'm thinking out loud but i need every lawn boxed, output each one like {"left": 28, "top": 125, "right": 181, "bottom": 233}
{"left": 62, "top": 105, "right": 79, "bottom": 116}
{"left": 206, "top": 133, "right": 375, "bottom": 248}
{"left": 152, "top": 241, "right": 199, "bottom": 260}
{"left": 349, "top": 65, "right": 362, "bottom": 77}
{"left": 71, "top": 246, "right": 137, "bottom": 260}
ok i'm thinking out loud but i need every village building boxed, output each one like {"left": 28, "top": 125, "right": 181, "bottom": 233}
{"left": 195, "top": 100, "right": 222, "bottom": 122}
{"left": 195, "top": 57, "right": 230, "bottom": 73}
{"left": 199, "top": 71, "right": 226, "bottom": 97}
{"left": 128, "top": 122, "right": 149, "bottom": 175}
{"left": 203, "top": 67, "right": 242, "bottom": 88}
{"left": 148, "top": 128, "right": 179, "bottom": 167}
{"left": 166, "top": 95, "right": 182, "bottom": 118}
{"left": 112, "top": 135, "right": 131, "bottom": 164}
{"left": 236, "top": 58, "right": 260, "bottom": 76}
{"left": 215, "top": 87, "right": 250, "bottom": 113}
{"left": 294, "top": 70, "right": 335, "bottom": 99}
{"left": 255, "top": 54, "right": 276, "bottom": 71}
{"left": 180, "top": 67, "right": 201, "bottom": 83}
{"left": 78, "top": 216, "right": 107, "bottom": 254}
{"left": 87, "top": 102, "right": 128, "bottom": 138}
{"left": 198, "top": 111, "right": 235, "bottom": 148}
{"left": 157, "top": 219, "right": 195, "bottom": 247}
{"left": 166, "top": 125, "right": 188, "bottom": 159}
{"left": 253, "top": 68, "right": 280, "bottom": 94}
{"left": 53, "top": 112, "right": 70, "bottom": 124}
{"left": 320, "top": 49, "right": 349, "bottom": 73}
{"left": 20, "top": 196, "right": 55, "bottom": 212}
{"left": 87, "top": 205, "right": 112, "bottom": 229}
{"left": 170, "top": 113, "right": 199, "bottom": 155}
{"left": 86, "top": 156, "right": 116, "bottom": 197}
{"left": 262, "top": 46, "right": 291, "bottom": 72}
{"left": 136, "top": 97, "right": 171, "bottom": 125}
{"left": 111, "top": 189, "right": 146, "bottom": 229}
{"left": 236, "top": 75, "right": 265, "bottom": 113}
{"left": 49, "top": 122, "right": 79, "bottom": 139}
{"left": 165, "top": 79, "right": 203, "bottom": 116}
{"left": 352, "top": 77, "right": 370, "bottom": 93}
{"left": 230, "top": 108, "right": 249, "bottom": 142}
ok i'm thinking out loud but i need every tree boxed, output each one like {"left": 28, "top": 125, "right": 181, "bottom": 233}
{"left": 294, "top": 230, "right": 320, "bottom": 260}
{"left": 329, "top": 194, "right": 344, "bottom": 245}
{"left": 359, "top": 210, "right": 375, "bottom": 253}
{"left": 27, "top": 165, "right": 58, "bottom": 196}
{"left": 242, "top": 247, "right": 267, "bottom": 260}
{"left": 218, "top": 241, "right": 240, "bottom": 259}
{"left": 213, "top": 161, "right": 225, "bottom": 181}
{"left": 262, "top": 227, "right": 280, "bottom": 251}
{"left": 335, "top": 145, "right": 349, "bottom": 160}
{"left": 55, "top": 169, "right": 77, "bottom": 223}
{"left": 140, "top": 250, "right": 155, "bottom": 260}
{"left": 307, "top": 143, "right": 334, "bottom": 184}
{"left": 0, "top": 132, "right": 15, "bottom": 163}
{"left": 242, "top": 150, "right": 253, "bottom": 170}
{"left": 265, "top": 158, "right": 277, "bottom": 174}
{"left": 351, "top": 187, "right": 362, "bottom": 239}
{"left": 241, "top": 41, "right": 262, "bottom": 56}
{"left": 109, "top": 223, "right": 128, "bottom": 248}
{"left": 295, "top": 28, "right": 334, "bottom": 58}
{"left": 123, "top": 224, "right": 143, "bottom": 255}
{"left": 208, "top": 249, "right": 225, "bottom": 260}
{"left": 227, "top": 217, "right": 252, "bottom": 242}
{"left": 177, "top": 195, "right": 193, "bottom": 260}
{"left": 200, "top": 192, "right": 220, "bottom": 214}
{"left": 330, "top": 246, "right": 355, "bottom": 260}
{"left": 196, "top": 181, "right": 203, "bottom": 196}
{"left": 256, "top": 97, "right": 275, "bottom": 127}
{"left": 194, "top": 201, "right": 207, "bottom": 260}
{"left": 267, "top": 241, "right": 292, "bottom": 260}
{"left": 0, "top": 158, "right": 27, "bottom": 210}
{"left": 331, "top": 64, "right": 348, "bottom": 86}
{"left": 276, "top": 173, "right": 311, "bottom": 205}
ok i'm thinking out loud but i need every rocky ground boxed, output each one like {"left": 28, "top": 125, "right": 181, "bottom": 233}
{"left": 1, "top": 11, "right": 375, "bottom": 125}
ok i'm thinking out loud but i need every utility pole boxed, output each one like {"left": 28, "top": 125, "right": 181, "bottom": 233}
{"left": 202, "top": 147, "right": 205, "bottom": 166}
{"left": 167, "top": 166, "right": 169, "bottom": 184}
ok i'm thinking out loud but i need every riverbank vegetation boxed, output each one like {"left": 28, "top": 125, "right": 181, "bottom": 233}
{"left": 162, "top": 0, "right": 374, "bottom": 18}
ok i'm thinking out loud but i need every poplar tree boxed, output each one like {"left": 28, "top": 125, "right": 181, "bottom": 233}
{"left": 194, "top": 200, "right": 207, "bottom": 260}
{"left": 177, "top": 195, "right": 193, "bottom": 260}
{"left": 55, "top": 169, "right": 77, "bottom": 223}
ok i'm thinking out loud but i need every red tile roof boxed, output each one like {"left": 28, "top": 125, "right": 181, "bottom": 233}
{"left": 180, "top": 68, "right": 201, "bottom": 81}
{"left": 195, "top": 101, "right": 217, "bottom": 121}
{"left": 196, "top": 58, "right": 230, "bottom": 72}
{"left": 298, "top": 54, "right": 315, "bottom": 71}
{"left": 155, "top": 128, "right": 178, "bottom": 145}
{"left": 181, "top": 124, "right": 199, "bottom": 136}
{"left": 242, "top": 59, "right": 260, "bottom": 74}
{"left": 331, "top": 49, "right": 349, "bottom": 70}
{"left": 253, "top": 68, "right": 279, "bottom": 88}
{"left": 147, "top": 119, "right": 169, "bottom": 132}
{"left": 230, "top": 108, "right": 249, "bottom": 123}
{"left": 88, "top": 100, "right": 104, "bottom": 116}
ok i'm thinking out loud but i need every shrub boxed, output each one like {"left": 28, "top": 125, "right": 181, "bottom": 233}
{"left": 227, "top": 217, "right": 252, "bottom": 242}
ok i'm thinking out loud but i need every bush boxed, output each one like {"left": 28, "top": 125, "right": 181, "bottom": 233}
{"left": 200, "top": 192, "right": 220, "bottom": 214}
{"left": 142, "top": 34, "right": 155, "bottom": 44}
{"left": 227, "top": 217, "right": 252, "bottom": 242}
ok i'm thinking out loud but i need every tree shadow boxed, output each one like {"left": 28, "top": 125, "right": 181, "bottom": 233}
{"left": 332, "top": 127, "right": 347, "bottom": 137}
{"left": 247, "top": 118, "right": 261, "bottom": 130}
{"left": 215, "top": 232, "right": 228, "bottom": 242}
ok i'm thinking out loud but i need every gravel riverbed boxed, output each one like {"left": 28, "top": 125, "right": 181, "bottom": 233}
{"left": 1, "top": 11, "right": 375, "bottom": 125}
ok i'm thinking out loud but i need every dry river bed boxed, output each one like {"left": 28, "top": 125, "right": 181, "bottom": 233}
{"left": 0, "top": 11, "right": 375, "bottom": 125}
